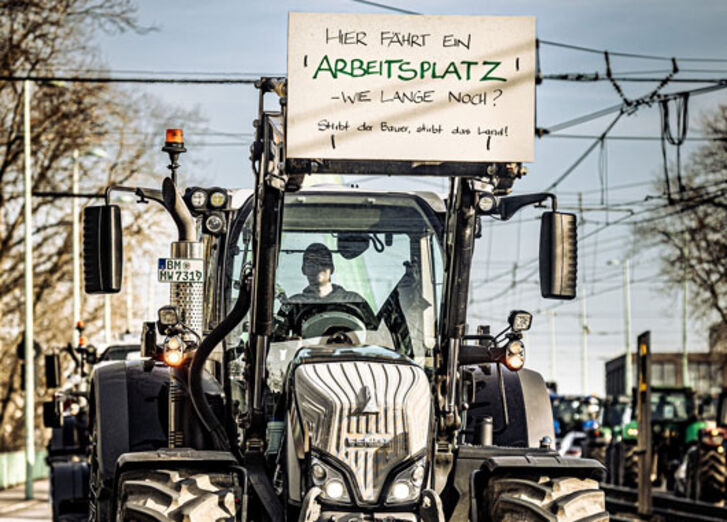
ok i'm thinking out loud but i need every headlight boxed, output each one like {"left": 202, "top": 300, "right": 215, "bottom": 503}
{"left": 189, "top": 189, "right": 207, "bottom": 209}
{"left": 477, "top": 193, "right": 497, "bottom": 213}
{"left": 324, "top": 479, "right": 346, "bottom": 500}
{"left": 309, "top": 458, "right": 351, "bottom": 503}
{"left": 163, "top": 335, "right": 185, "bottom": 367}
{"left": 209, "top": 190, "right": 227, "bottom": 208}
{"left": 385, "top": 459, "right": 426, "bottom": 505}
{"left": 157, "top": 305, "right": 180, "bottom": 328}
{"left": 204, "top": 212, "right": 226, "bottom": 234}
{"left": 508, "top": 310, "right": 532, "bottom": 332}
{"left": 504, "top": 340, "right": 525, "bottom": 371}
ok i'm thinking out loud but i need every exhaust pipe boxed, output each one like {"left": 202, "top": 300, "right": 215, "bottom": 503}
{"left": 162, "top": 177, "right": 203, "bottom": 336}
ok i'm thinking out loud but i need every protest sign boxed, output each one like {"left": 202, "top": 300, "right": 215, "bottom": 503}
{"left": 287, "top": 12, "right": 535, "bottom": 162}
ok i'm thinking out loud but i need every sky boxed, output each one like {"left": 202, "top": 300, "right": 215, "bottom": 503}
{"left": 90, "top": 0, "right": 727, "bottom": 394}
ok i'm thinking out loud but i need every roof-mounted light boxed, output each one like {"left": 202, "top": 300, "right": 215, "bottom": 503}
{"left": 163, "top": 128, "right": 185, "bottom": 149}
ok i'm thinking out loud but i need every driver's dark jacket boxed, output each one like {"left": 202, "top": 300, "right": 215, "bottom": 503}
{"left": 273, "top": 284, "right": 365, "bottom": 338}
{"left": 287, "top": 284, "right": 363, "bottom": 303}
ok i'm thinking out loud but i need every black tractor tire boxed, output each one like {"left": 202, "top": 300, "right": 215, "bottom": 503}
{"left": 58, "top": 514, "right": 89, "bottom": 522}
{"left": 115, "top": 468, "right": 241, "bottom": 521}
{"left": 486, "top": 475, "right": 609, "bottom": 521}
{"left": 622, "top": 443, "right": 639, "bottom": 488}
{"left": 585, "top": 444, "right": 607, "bottom": 466}
{"left": 88, "top": 424, "right": 112, "bottom": 522}
{"left": 697, "top": 447, "right": 727, "bottom": 503}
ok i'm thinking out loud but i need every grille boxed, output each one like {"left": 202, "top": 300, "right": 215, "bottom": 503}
{"left": 294, "top": 360, "right": 431, "bottom": 502}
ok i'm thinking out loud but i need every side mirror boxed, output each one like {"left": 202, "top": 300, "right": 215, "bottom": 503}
{"left": 539, "top": 211, "right": 577, "bottom": 300}
{"left": 45, "top": 353, "right": 61, "bottom": 389}
{"left": 86, "top": 346, "right": 98, "bottom": 365}
{"left": 83, "top": 205, "right": 123, "bottom": 294}
{"left": 141, "top": 321, "right": 158, "bottom": 358}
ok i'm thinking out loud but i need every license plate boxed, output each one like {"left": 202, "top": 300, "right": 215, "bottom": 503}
{"left": 157, "top": 258, "right": 204, "bottom": 283}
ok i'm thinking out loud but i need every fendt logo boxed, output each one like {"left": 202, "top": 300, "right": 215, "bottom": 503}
{"left": 344, "top": 435, "right": 393, "bottom": 448}
{"left": 353, "top": 385, "right": 379, "bottom": 415}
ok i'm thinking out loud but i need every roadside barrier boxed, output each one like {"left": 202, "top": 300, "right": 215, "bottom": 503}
{"left": 0, "top": 451, "right": 48, "bottom": 490}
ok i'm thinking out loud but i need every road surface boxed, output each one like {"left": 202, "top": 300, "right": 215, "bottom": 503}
{"left": 0, "top": 481, "right": 50, "bottom": 521}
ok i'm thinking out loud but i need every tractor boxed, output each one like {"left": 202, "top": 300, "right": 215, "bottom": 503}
{"left": 608, "top": 386, "right": 698, "bottom": 490}
{"left": 82, "top": 77, "right": 607, "bottom": 521}
{"left": 43, "top": 323, "right": 98, "bottom": 521}
{"left": 681, "top": 388, "right": 727, "bottom": 502}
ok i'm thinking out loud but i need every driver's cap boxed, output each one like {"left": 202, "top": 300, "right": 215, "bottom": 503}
{"left": 302, "top": 243, "right": 334, "bottom": 273}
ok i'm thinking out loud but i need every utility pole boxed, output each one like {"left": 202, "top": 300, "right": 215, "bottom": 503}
{"left": 682, "top": 255, "right": 689, "bottom": 387}
{"left": 147, "top": 270, "right": 155, "bottom": 321}
{"left": 623, "top": 259, "right": 633, "bottom": 395}
{"left": 549, "top": 310, "right": 557, "bottom": 382}
{"left": 578, "top": 193, "right": 588, "bottom": 394}
{"left": 22, "top": 80, "right": 35, "bottom": 500}
{"left": 581, "top": 285, "right": 589, "bottom": 394}
{"left": 104, "top": 294, "right": 112, "bottom": 344}
{"left": 126, "top": 257, "right": 133, "bottom": 334}
{"left": 71, "top": 147, "right": 106, "bottom": 345}
{"left": 72, "top": 149, "right": 81, "bottom": 347}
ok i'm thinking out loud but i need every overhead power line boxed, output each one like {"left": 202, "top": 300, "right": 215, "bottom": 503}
{"left": 545, "top": 112, "right": 624, "bottom": 191}
{"left": 0, "top": 74, "right": 259, "bottom": 84}
{"left": 350, "top": 0, "right": 419, "bottom": 14}
{"left": 544, "top": 73, "right": 727, "bottom": 84}
{"left": 539, "top": 39, "right": 727, "bottom": 63}
{"left": 542, "top": 81, "right": 727, "bottom": 135}
{"left": 40, "top": 68, "right": 284, "bottom": 77}
{"left": 544, "top": 134, "right": 724, "bottom": 142}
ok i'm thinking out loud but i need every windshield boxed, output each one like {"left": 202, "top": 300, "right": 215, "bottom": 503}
{"left": 650, "top": 390, "right": 693, "bottom": 421}
{"left": 553, "top": 397, "right": 602, "bottom": 431}
{"left": 226, "top": 192, "right": 444, "bottom": 390}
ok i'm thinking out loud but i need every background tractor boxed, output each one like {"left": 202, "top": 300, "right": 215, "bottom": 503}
{"left": 43, "top": 323, "right": 97, "bottom": 521}
{"left": 608, "top": 386, "right": 699, "bottom": 490}
{"left": 681, "top": 388, "right": 727, "bottom": 502}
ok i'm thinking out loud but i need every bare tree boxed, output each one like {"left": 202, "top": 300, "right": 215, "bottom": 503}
{"left": 0, "top": 1, "right": 205, "bottom": 450}
{"left": 636, "top": 104, "right": 727, "bottom": 335}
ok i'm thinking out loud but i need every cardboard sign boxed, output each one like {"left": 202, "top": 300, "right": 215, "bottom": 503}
{"left": 287, "top": 12, "right": 535, "bottom": 163}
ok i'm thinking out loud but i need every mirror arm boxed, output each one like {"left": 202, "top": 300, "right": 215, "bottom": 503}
{"left": 459, "top": 343, "right": 504, "bottom": 366}
{"left": 499, "top": 192, "right": 557, "bottom": 221}
{"left": 104, "top": 180, "right": 196, "bottom": 241}
{"left": 105, "top": 184, "right": 164, "bottom": 206}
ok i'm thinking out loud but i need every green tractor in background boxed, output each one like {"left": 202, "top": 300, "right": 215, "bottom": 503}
{"left": 582, "top": 396, "right": 631, "bottom": 469}
{"left": 608, "top": 387, "right": 704, "bottom": 490}
{"left": 680, "top": 389, "right": 727, "bottom": 503}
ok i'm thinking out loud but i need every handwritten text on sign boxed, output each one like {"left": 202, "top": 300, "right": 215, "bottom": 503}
{"left": 287, "top": 13, "right": 535, "bottom": 162}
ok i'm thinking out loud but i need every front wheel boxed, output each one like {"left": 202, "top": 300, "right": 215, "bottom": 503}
{"left": 584, "top": 443, "right": 607, "bottom": 466}
{"left": 622, "top": 442, "right": 639, "bottom": 488}
{"left": 116, "top": 468, "right": 241, "bottom": 521}
{"left": 697, "top": 446, "right": 727, "bottom": 503}
{"left": 88, "top": 423, "right": 111, "bottom": 522}
{"left": 485, "top": 475, "right": 609, "bottom": 521}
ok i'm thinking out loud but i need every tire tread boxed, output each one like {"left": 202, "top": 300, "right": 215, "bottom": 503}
{"left": 487, "top": 475, "right": 609, "bottom": 522}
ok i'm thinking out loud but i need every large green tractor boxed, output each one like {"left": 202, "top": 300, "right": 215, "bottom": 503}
{"left": 609, "top": 387, "right": 701, "bottom": 490}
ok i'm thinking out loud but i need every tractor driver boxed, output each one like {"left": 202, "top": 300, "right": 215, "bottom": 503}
{"left": 287, "top": 243, "right": 363, "bottom": 303}
{"left": 272, "top": 243, "right": 368, "bottom": 342}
